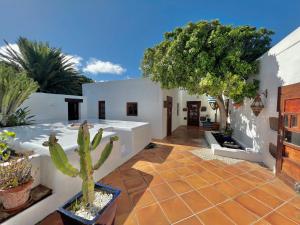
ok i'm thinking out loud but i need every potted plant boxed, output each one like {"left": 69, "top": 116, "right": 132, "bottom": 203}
{"left": 44, "top": 121, "right": 120, "bottom": 225}
{"left": 0, "top": 155, "right": 33, "bottom": 211}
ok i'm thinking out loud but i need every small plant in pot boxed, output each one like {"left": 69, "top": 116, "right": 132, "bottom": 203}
{"left": 0, "top": 155, "right": 33, "bottom": 211}
{"left": 44, "top": 121, "right": 120, "bottom": 225}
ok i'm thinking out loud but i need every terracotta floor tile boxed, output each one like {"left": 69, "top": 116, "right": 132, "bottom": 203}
{"left": 223, "top": 165, "right": 245, "bottom": 175}
{"left": 184, "top": 174, "right": 208, "bottom": 189}
{"left": 249, "top": 169, "right": 275, "bottom": 181}
{"left": 235, "top": 161, "right": 257, "bottom": 171}
{"left": 277, "top": 203, "right": 300, "bottom": 224}
{"left": 175, "top": 216, "right": 203, "bottom": 225}
{"left": 151, "top": 183, "right": 176, "bottom": 201}
{"left": 115, "top": 212, "right": 137, "bottom": 225}
{"left": 160, "top": 169, "right": 180, "bottom": 182}
{"left": 248, "top": 188, "right": 283, "bottom": 208}
{"left": 235, "top": 194, "right": 271, "bottom": 217}
{"left": 159, "top": 196, "right": 193, "bottom": 223}
{"left": 290, "top": 196, "right": 300, "bottom": 209}
{"left": 175, "top": 167, "right": 194, "bottom": 177}
{"left": 136, "top": 203, "right": 169, "bottom": 225}
{"left": 129, "top": 189, "right": 156, "bottom": 209}
{"left": 259, "top": 183, "right": 294, "bottom": 201}
{"left": 217, "top": 200, "right": 258, "bottom": 225}
{"left": 213, "top": 181, "right": 241, "bottom": 197}
{"left": 123, "top": 177, "right": 148, "bottom": 194}
{"left": 197, "top": 207, "right": 234, "bottom": 225}
{"left": 252, "top": 219, "right": 272, "bottom": 225}
{"left": 188, "top": 164, "right": 206, "bottom": 173}
{"left": 271, "top": 179, "right": 297, "bottom": 195}
{"left": 210, "top": 168, "right": 234, "bottom": 180}
{"left": 120, "top": 168, "right": 142, "bottom": 180}
{"left": 209, "top": 159, "right": 227, "bottom": 168}
{"left": 237, "top": 173, "right": 265, "bottom": 186}
{"left": 168, "top": 179, "right": 193, "bottom": 194}
{"left": 197, "top": 186, "right": 228, "bottom": 204}
{"left": 136, "top": 165, "right": 155, "bottom": 174}
{"left": 197, "top": 170, "right": 221, "bottom": 184}
{"left": 180, "top": 190, "right": 212, "bottom": 213}
{"left": 199, "top": 161, "right": 219, "bottom": 170}
{"left": 143, "top": 174, "right": 165, "bottom": 187}
{"left": 227, "top": 177, "right": 254, "bottom": 192}
{"left": 117, "top": 193, "right": 133, "bottom": 214}
{"left": 264, "top": 212, "right": 297, "bottom": 225}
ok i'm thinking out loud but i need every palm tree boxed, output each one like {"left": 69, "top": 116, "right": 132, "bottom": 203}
{"left": 0, "top": 37, "right": 93, "bottom": 95}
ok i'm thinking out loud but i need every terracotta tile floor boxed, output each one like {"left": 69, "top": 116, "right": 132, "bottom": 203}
{"left": 100, "top": 126, "right": 299, "bottom": 225}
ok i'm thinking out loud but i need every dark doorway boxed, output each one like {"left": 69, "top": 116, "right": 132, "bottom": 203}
{"left": 65, "top": 98, "right": 83, "bottom": 121}
{"left": 68, "top": 102, "right": 79, "bottom": 120}
{"left": 166, "top": 96, "right": 173, "bottom": 136}
{"left": 277, "top": 82, "right": 300, "bottom": 190}
{"left": 187, "top": 101, "right": 201, "bottom": 126}
{"left": 98, "top": 101, "right": 105, "bottom": 119}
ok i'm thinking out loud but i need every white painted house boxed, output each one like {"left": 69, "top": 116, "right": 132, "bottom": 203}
{"left": 82, "top": 79, "right": 218, "bottom": 139}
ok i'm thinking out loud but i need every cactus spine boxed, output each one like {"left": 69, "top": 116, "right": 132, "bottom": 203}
{"left": 47, "top": 121, "right": 118, "bottom": 207}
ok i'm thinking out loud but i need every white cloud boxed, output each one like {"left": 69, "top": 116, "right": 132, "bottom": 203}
{"left": 65, "top": 54, "right": 83, "bottom": 70}
{"left": 0, "top": 43, "right": 20, "bottom": 59}
{"left": 83, "top": 58, "right": 126, "bottom": 75}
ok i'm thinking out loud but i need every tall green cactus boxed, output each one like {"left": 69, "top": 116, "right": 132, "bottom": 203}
{"left": 45, "top": 121, "right": 118, "bottom": 207}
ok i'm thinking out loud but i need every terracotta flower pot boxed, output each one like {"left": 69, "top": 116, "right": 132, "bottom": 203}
{"left": 0, "top": 179, "right": 33, "bottom": 211}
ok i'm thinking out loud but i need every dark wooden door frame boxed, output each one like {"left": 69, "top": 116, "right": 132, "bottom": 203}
{"left": 277, "top": 83, "right": 300, "bottom": 190}
{"left": 187, "top": 101, "right": 201, "bottom": 126}
{"left": 166, "top": 96, "right": 173, "bottom": 136}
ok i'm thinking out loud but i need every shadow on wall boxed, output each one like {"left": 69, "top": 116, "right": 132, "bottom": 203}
{"left": 231, "top": 54, "right": 283, "bottom": 167}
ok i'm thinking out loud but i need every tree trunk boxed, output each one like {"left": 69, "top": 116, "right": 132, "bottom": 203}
{"left": 216, "top": 96, "right": 227, "bottom": 130}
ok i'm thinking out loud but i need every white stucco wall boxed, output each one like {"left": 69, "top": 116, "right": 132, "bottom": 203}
{"left": 20, "top": 93, "right": 87, "bottom": 123}
{"left": 178, "top": 90, "right": 220, "bottom": 126}
{"left": 230, "top": 27, "right": 300, "bottom": 170}
{"left": 82, "top": 79, "right": 166, "bottom": 139}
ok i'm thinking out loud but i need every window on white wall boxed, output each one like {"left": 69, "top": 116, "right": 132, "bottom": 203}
{"left": 127, "top": 102, "right": 138, "bottom": 116}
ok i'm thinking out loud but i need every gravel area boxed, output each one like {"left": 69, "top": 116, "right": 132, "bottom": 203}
{"left": 191, "top": 147, "right": 244, "bottom": 165}
{"left": 71, "top": 190, "right": 113, "bottom": 221}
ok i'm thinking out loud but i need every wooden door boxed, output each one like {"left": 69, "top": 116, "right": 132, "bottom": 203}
{"left": 98, "top": 101, "right": 105, "bottom": 119}
{"left": 167, "top": 96, "right": 173, "bottom": 136}
{"left": 277, "top": 83, "right": 300, "bottom": 189}
{"left": 68, "top": 102, "right": 79, "bottom": 120}
{"left": 187, "top": 101, "right": 201, "bottom": 126}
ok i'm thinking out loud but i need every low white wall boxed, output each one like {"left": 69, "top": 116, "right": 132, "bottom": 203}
{"left": 178, "top": 90, "right": 220, "bottom": 125}
{"left": 83, "top": 79, "right": 165, "bottom": 139}
{"left": 230, "top": 27, "right": 300, "bottom": 170}
{"left": 20, "top": 93, "right": 87, "bottom": 123}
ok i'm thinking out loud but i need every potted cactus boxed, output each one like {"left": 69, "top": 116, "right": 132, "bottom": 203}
{"left": 44, "top": 121, "right": 120, "bottom": 225}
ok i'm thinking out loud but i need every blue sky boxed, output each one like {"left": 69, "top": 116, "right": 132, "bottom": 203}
{"left": 0, "top": 0, "right": 299, "bottom": 81}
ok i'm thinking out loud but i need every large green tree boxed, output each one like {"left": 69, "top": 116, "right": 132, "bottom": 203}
{"left": 142, "top": 20, "right": 273, "bottom": 129}
{"left": 0, "top": 37, "right": 93, "bottom": 95}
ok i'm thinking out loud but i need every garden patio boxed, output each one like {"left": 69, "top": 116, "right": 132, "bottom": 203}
{"left": 39, "top": 126, "right": 300, "bottom": 225}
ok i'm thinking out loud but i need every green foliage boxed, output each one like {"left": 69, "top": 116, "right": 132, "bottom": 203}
{"left": 0, "top": 155, "right": 32, "bottom": 189}
{"left": 141, "top": 20, "right": 273, "bottom": 102}
{"left": 6, "top": 107, "right": 35, "bottom": 127}
{"left": 0, "top": 37, "right": 93, "bottom": 95}
{"left": 0, "top": 130, "right": 15, "bottom": 162}
{"left": 0, "top": 64, "right": 38, "bottom": 126}
{"left": 45, "top": 121, "right": 118, "bottom": 207}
